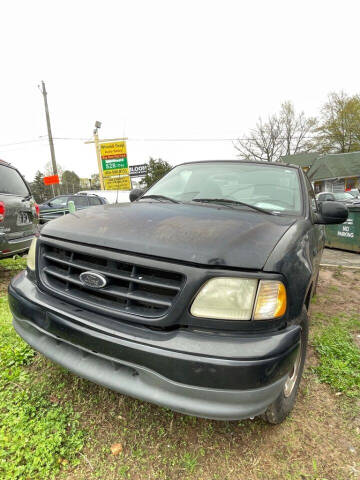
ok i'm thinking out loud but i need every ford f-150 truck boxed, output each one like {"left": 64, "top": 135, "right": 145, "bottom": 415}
{"left": 9, "top": 160, "right": 348, "bottom": 423}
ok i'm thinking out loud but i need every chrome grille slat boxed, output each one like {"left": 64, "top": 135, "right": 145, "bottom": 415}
{"left": 43, "top": 267, "right": 173, "bottom": 307}
{"left": 39, "top": 242, "right": 185, "bottom": 319}
{"left": 43, "top": 253, "right": 181, "bottom": 291}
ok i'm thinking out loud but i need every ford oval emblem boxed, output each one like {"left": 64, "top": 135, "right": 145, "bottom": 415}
{"left": 79, "top": 271, "right": 107, "bottom": 289}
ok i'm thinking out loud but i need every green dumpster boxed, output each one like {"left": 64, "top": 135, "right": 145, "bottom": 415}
{"left": 325, "top": 205, "right": 360, "bottom": 253}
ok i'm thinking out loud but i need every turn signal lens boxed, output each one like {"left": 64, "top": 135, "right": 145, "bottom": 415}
{"left": 253, "top": 280, "right": 287, "bottom": 320}
{"left": 27, "top": 238, "right": 37, "bottom": 271}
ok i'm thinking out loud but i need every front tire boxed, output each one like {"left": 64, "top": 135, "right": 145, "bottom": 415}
{"left": 262, "top": 308, "right": 308, "bottom": 424}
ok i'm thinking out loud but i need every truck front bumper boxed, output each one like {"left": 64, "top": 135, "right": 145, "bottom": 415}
{"left": 9, "top": 272, "right": 301, "bottom": 420}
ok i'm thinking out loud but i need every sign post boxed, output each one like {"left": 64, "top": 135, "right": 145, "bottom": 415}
{"left": 94, "top": 131, "right": 105, "bottom": 190}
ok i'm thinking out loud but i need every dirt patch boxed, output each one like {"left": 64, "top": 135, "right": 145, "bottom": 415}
{"left": 0, "top": 269, "right": 14, "bottom": 296}
{"left": 314, "top": 268, "right": 360, "bottom": 317}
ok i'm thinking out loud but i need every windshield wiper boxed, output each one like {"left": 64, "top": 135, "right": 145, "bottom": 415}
{"left": 192, "top": 198, "right": 275, "bottom": 215}
{"left": 139, "top": 194, "right": 180, "bottom": 204}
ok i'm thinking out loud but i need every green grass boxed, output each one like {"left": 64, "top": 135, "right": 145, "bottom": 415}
{"left": 0, "top": 296, "right": 85, "bottom": 479}
{"left": 0, "top": 256, "right": 27, "bottom": 272}
{"left": 313, "top": 315, "right": 360, "bottom": 397}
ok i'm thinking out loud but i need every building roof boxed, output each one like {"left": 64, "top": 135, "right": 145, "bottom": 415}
{"left": 279, "top": 152, "right": 320, "bottom": 168}
{"left": 307, "top": 151, "right": 360, "bottom": 181}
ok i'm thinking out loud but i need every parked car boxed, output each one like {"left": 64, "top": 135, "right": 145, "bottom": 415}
{"left": 0, "top": 159, "right": 38, "bottom": 259}
{"left": 38, "top": 193, "right": 107, "bottom": 223}
{"left": 348, "top": 188, "right": 360, "bottom": 199}
{"left": 316, "top": 191, "right": 360, "bottom": 205}
{"left": 9, "top": 161, "right": 348, "bottom": 423}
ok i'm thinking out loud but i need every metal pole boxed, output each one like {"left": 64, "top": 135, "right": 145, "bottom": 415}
{"left": 40, "top": 81, "right": 59, "bottom": 195}
{"left": 94, "top": 130, "right": 105, "bottom": 190}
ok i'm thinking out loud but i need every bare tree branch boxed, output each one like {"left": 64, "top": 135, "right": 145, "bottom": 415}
{"left": 234, "top": 102, "right": 317, "bottom": 162}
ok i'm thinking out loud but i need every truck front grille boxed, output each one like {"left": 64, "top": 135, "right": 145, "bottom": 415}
{"left": 38, "top": 242, "right": 185, "bottom": 318}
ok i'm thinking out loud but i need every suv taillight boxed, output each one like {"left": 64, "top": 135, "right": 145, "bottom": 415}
{"left": 34, "top": 203, "right": 40, "bottom": 218}
{"left": 0, "top": 202, "right": 5, "bottom": 222}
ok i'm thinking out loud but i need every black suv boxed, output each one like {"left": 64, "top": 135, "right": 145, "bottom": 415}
{"left": 9, "top": 161, "right": 348, "bottom": 423}
{"left": 38, "top": 194, "right": 107, "bottom": 223}
{"left": 0, "top": 159, "right": 38, "bottom": 259}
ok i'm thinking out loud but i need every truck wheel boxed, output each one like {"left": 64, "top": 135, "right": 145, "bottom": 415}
{"left": 262, "top": 308, "right": 308, "bottom": 424}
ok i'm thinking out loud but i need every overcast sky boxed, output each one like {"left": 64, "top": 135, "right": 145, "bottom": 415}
{"left": 1, "top": 0, "right": 359, "bottom": 181}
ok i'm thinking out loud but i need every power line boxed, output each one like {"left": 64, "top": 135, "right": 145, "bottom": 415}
{"left": 55, "top": 135, "right": 322, "bottom": 142}
{"left": 0, "top": 133, "right": 343, "bottom": 148}
{"left": 0, "top": 138, "right": 46, "bottom": 148}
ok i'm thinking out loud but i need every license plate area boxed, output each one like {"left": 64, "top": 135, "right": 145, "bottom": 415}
{"left": 17, "top": 212, "right": 31, "bottom": 225}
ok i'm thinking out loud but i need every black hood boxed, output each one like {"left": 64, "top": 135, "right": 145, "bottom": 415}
{"left": 41, "top": 202, "right": 296, "bottom": 270}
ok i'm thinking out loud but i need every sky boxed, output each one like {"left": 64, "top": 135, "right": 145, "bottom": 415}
{"left": 1, "top": 0, "right": 360, "bottom": 182}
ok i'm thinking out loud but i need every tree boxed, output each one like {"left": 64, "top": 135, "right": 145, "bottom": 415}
{"left": 61, "top": 170, "right": 80, "bottom": 194}
{"left": 315, "top": 91, "right": 360, "bottom": 153}
{"left": 44, "top": 161, "right": 63, "bottom": 178}
{"left": 140, "top": 158, "right": 172, "bottom": 189}
{"left": 234, "top": 102, "right": 317, "bottom": 162}
{"left": 90, "top": 173, "right": 101, "bottom": 190}
{"left": 29, "top": 171, "right": 47, "bottom": 203}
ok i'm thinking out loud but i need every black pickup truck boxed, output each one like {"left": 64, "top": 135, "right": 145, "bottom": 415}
{"left": 9, "top": 161, "right": 348, "bottom": 423}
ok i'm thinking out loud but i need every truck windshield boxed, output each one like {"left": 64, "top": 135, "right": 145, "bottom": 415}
{"left": 0, "top": 165, "right": 30, "bottom": 197}
{"left": 145, "top": 162, "right": 302, "bottom": 215}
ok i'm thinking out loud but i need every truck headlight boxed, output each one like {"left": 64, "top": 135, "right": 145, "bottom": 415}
{"left": 190, "top": 278, "right": 258, "bottom": 320}
{"left": 190, "top": 278, "right": 286, "bottom": 320}
{"left": 27, "top": 238, "right": 37, "bottom": 271}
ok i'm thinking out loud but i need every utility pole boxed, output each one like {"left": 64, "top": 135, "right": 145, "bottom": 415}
{"left": 40, "top": 81, "right": 59, "bottom": 194}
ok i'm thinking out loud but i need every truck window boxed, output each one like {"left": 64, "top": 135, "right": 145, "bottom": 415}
{"left": 0, "top": 165, "right": 29, "bottom": 197}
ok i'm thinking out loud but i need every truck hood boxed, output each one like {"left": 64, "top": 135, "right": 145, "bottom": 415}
{"left": 41, "top": 202, "right": 297, "bottom": 270}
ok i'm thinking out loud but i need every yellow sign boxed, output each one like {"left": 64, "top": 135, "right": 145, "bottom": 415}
{"left": 104, "top": 176, "right": 131, "bottom": 190}
{"left": 102, "top": 168, "right": 129, "bottom": 177}
{"left": 100, "top": 141, "right": 127, "bottom": 160}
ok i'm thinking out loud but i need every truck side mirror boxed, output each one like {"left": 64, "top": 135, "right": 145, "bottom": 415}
{"left": 315, "top": 201, "right": 348, "bottom": 225}
{"left": 129, "top": 188, "right": 144, "bottom": 202}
